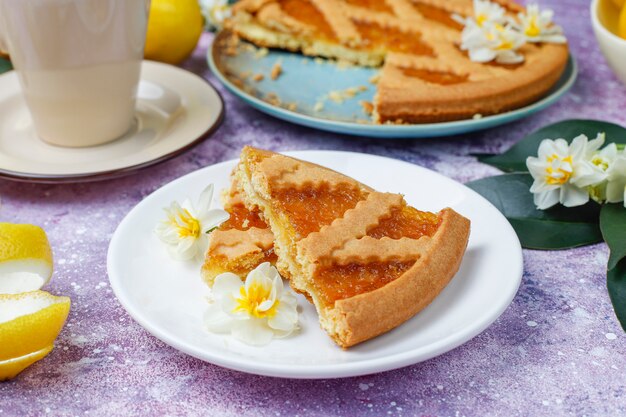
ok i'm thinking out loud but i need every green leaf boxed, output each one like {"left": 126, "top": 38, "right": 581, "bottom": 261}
{"left": 466, "top": 173, "right": 603, "bottom": 249}
{"left": 607, "top": 258, "right": 626, "bottom": 332}
{"left": 480, "top": 120, "right": 626, "bottom": 172}
{"left": 600, "top": 203, "right": 626, "bottom": 270}
{"left": 0, "top": 57, "right": 11, "bottom": 75}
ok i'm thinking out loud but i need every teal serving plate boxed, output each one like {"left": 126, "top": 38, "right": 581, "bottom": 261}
{"left": 208, "top": 31, "right": 577, "bottom": 139}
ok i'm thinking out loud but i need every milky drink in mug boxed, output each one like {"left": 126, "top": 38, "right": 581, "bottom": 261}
{"left": 0, "top": 0, "right": 149, "bottom": 147}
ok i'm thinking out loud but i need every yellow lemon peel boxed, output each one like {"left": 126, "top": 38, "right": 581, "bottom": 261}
{"left": 0, "top": 223, "right": 53, "bottom": 294}
{"left": 0, "top": 291, "right": 70, "bottom": 381}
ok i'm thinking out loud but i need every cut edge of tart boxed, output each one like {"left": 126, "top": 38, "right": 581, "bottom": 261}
{"left": 234, "top": 147, "right": 471, "bottom": 347}
{"left": 201, "top": 177, "right": 276, "bottom": 286}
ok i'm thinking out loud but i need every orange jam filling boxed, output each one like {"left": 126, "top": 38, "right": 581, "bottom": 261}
{"left": 401, "top": 67, "right": 469, "bottom": 85}
{"left": 211, "top": 248, "right": 278, "bottom": 275}
{"left": 367, "top": 205, "right": 440, "bottom": 240}
{"left": 220, "top": 203, "right": 268, "bottom": 231}
{"left": 354, "top": 21, "right": 434, "bottom": 56}
{"left": 344, "top": 0, "right": 394, "bottom": 14}
{"left": 412, "top": 3, "right": 464, "bottom": 30}
{"left": 314, "top": 261, "right": 415, "bottom": 305}
{"left": 272, "top": 184, "right": 367, "bottom": 239}
{"left": 280, "top": 0, "right": 337, "bottom": 41}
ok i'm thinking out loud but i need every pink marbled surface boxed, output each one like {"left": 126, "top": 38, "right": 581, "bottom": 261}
{"left": 2, "top": 1, "right": 626, "bottom": 415}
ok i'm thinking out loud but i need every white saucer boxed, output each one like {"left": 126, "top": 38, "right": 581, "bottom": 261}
{"left": 0, "top": 60, "right": 224, "bottom": 183}
{"left": 107, "top": 151, "right": 523, "bottom": 379}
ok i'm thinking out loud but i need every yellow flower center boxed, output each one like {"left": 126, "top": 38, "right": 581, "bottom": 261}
{"left": 591, "top": 155, "right": 610, "bottom": 171}
{"left": 497, "top": 39, "right": 514, "bottom": 50}
{"left": 525, "top": 17, "right": 541, "bottom": 37}
{"left": 477, "top": 14, "right": 488, "bottom": 26}
{"left": 171, "top": 208, "right": 201, "bottom": 238}
{"left": 545, "top": 154, "right": 573, "bottom": 185}
{"left": 233, "top": 283, "right": 279, "bottom": 319}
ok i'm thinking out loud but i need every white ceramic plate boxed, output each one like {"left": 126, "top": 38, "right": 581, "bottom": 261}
{"left": 107, "top": 151, "right": 523, "bottom": 379}
{"left": 0, "top": 60, "right": 224, "bottom": 183}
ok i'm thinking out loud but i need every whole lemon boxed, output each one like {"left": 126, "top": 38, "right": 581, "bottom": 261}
{"left": 144, "top": 0, "right": 204, "bottom": 65}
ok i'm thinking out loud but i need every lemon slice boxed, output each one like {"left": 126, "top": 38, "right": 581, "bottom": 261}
{"left": 0, "top": 223, "right": 53, "bottom": 294}
{"left": 0, "top": 291, "right": 70, "bottom": 380}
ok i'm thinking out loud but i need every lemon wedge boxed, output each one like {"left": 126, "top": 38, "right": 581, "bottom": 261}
{"left": 0, "top": 223, "right": 53, "bottom": 294}
{"left": 0, "top": 291, "right": 70, "bottom": 380}
{"left": 144, "top": 0, "right": 204, "bottom": 65}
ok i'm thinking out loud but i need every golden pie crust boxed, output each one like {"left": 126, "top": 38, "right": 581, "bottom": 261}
{"left": 224, "top": 0, "right": 569, "bottom": 123}
{"left": 233, "top": 147, "right": 470, "bottom": 347}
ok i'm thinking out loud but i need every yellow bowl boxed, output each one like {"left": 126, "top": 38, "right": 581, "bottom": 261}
{"left": 591, "top": 0, "right": 626, "bottom": 86}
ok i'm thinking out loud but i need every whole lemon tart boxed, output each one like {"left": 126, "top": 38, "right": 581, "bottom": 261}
{"left": 223, "top": 0, "right": 569, "bottom": 123}
{"left": 208, "top": 147, "right": 471, "bottom": 348}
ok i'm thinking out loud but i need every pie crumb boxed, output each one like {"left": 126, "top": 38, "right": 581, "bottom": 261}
{"left": 271, "top": 62, "right": 283, "bottom": 80}
{"left": 327, "top": 86, "right": 368, "bottom": 103}
{"left": 252, "top": 73, "right": 265, "bottom": 82}
{"left": 313, "top": 102, "right": 324, "bottom": 112}
{"left": 265, "top": 92, "right": 281, "bottom": 106}
{"left": 286, "top": 102, "right": 297, "bottom": 111}
{"left": 360, "top": 101, "right": 374, "bottom": 115}
{"left": 328, "top": 91, "right": 343, "bottom": 103}
{"left": 369, "top": 73, "right": 381, "bottom": 85}
{"left": 255, "top": 47, "right": 269, "bottom": 59}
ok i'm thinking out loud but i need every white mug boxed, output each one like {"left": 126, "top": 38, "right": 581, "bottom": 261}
{"left": 0, "top": 0, "right": 150, "bottom": 147}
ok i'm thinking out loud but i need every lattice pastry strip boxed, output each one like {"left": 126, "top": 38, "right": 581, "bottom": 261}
{"left": 298, "top": 192, "right": 403, "bottom": 264}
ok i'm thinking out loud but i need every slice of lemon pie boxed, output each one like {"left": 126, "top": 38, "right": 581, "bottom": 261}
{"left": 222, "top": 0, "right": 569, "bottom": 123}
{"left": 233, "top": 147, "right": 470, "bottom": 347}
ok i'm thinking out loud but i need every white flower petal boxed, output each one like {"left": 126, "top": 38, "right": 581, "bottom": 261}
{"left": 222, "top": 294, "right": 248, "bottom": 319}
{"left": 200, "top": 209, "right": 230, "bottom": 232}
{"left": 197, "top": 184, "right": 215, "bottom": 214}
{"left": 213, "top": 273, "right": 243, "bottom": 297}
{"left": 560, "top": 184, "right": 589, "bottom": 207}
{"left": 257, "top": 298, "right": 276, "bottom": 312}
{"left": 204, "top": 303, "right": 235, "bottom": 333}
{"left": 534, "top": 189, "right": 559, "bottom": 210}
{"left": 231, "top": 318, "right": 275, "bottom": 346}
{"left": 469, "top": 47, "right": 496, "bottom": 63}
{"left": 268, "top": 298, "right": 298, "bottom": 332}
{"left": 606, "top": 180, "right": 626, "bottom": 203}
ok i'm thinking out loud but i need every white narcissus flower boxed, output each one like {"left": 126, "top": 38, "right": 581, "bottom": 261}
{"left": 452, "top": 0, "right": 507, "bottom": 27}
{"left": 587, "top": 143, "right": 619, "bottom": 203}
{"left": 204, "top": 263, "right": 299, "bottom": 346}
{"left": 517, "top": 4, "right": 566, "bottom": 44}
{"left": 460, "top": 22, "right": 526, "bottom": 64}
{"left": 155, "top": 184, "right": 230, "bottom": 261}
{"left": 199, "top": 0, "right": 231, "bottom": 30}
{"left": 526, "top": 134, "right": 608, "bottom": 210}
{"left": 473, "top": 0, "right": 507, "bottom": 26}
{"left": 605, "top": 148, "right": 626, "bottom": 206}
